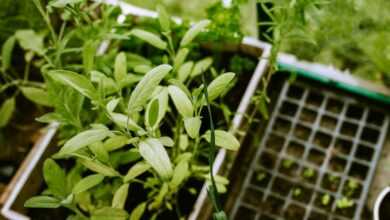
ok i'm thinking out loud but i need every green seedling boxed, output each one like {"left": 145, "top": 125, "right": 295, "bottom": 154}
{"left": 328, "top": 174, "right": 340, "bottom": 183}
{"left": 282, "top": 159, "right": 294, "bottom": 169}
{"left": 303, "top": 168, "right": 315, "bottom": 179}
{"left": 256, "top": 172, "right": 267, "bottom": 182}
{"left": 345, "top": 178, "right": 360, "bottom": 197}
{"left": 293, "top": 188, "right": 302, "bottom": 197}
{"left": 336, "top": 197, "right": 354, "bottom": 209}
{"left": 321, "top": 194, "right": 331, "bottom": 206}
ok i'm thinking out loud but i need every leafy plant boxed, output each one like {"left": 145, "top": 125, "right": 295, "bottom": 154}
{"left": 336, "top": 197, "right": 354, "bottom": 209}
{"left": 23, "top": 3, "right": 242, "bottom": 220}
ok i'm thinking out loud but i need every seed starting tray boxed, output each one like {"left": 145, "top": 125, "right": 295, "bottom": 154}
{"left": 230, "top": 80, "right": 389, "bottom": 220}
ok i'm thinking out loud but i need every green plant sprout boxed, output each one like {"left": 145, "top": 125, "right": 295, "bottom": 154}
{"left": 345, "top": 178, "right": 359, "bottom": 197}
{"left": 302, "top": 168, "right": 315, "bottom": 179}
{"left": 328, "top": 174, "right": 340, "bottom": 183}
{"left": 321, "top": 194, "right": 330, "bottom": 206}
{"left": 347, "top": 179, "right": 359, "bottom": 190}
{"left": 282, "top": 159, "right": 294, "bottom": 169}
{"left": 336, "top": 197, "right": 354, "bottom": 209}
{"left": 256, "top": 172, "right": 267, "bottom": 182}
{"left": 293, "top": 188, "right": 302, "bottom": 197}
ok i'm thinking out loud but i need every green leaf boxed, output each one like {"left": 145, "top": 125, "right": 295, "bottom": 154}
{"left": 145, "top": 88, "right": 168, "bottom": 130}
{"left": 0, "top": 97, "right": 15, "bottom": 128}
{"left": 131, "top": 29, "right": 167, "bottom": 50}
{"left": 191, "top": 57, "right": 213, "bottom": 77}
{"left": 109, "top": 113, "right": 145, "bottom": 133}
{"left": 145, "top": 98, "right": 159, "bottom": 129}
{"left": 157, "top": 5, "right": 170, "bottom": 32}
{"left": 15, "top": 29, "right": 44, "bottom": 55}
{"left": 129, "top": 202, "right": 146, "bottom": 220}
{"left": 89, "top": 142, "right": 110, "bottom": 163}
{"left": 72, "top": 174, "right": 104, "bottom": 194}
{"left": 36, "top": 112, "right": 63, "bottom": 123}
{"left": 207, "top": 73, "right": 235, "bottom": 101}
{"left": 213, "top": 211, "right": 228, "bottom": 220}
{"left": 179, "top": 134, "right": 189, "bottom": 150}
{"left": 134, "top": 64, "right": 152, "bottom": 74}
{"left": 112, "top": 183, "right": 129, "bottom": 209}
{"left": 56, "top": 128, "right": 111, "bottom": 157}
{"left": 1, "top": 35, "right": 15, "bottom": 72}
{"left": 91, "top": 207, "right": 128, "bottom": 220}
{"left": 80, "top": 158, "right": 120, "bottom": 177}
{"left": 158, "top": 136, "right": 174, "bottom": 147}
{"left": 110, "top": 149, "right": 141, "bottom": 168}
{"left": 128, "top": 64, "right": 172, "bottom": 113}
{"left": 83, "top": 40, "right": 96, "bottom": 74}
{"left": 177, "top": 61, "right": 193, "bottom": 82}
{"left": 126, "top": 53, "right": 152, "bottom": 68}
{"left": 124, "top": 161, "right": 150, "bottom": 182}
{"left": 114, "top": 52, "right": 127, "bottom": 82}
{"left": 43, "top": 159, "right": 67, "bottom": 198}
{"left": 49, "top": 0, "right": 83, "bottom": 8}
{"left": 20, "top": 86, "right": 52, "bottom": 106}
{"left": 103, "top": 135, "right": 129, "bottom": 152}
{"left": 180, "top": 20, "right": 211, "bottom": 46}
{"left": 106, "top": 98, "right": 120, "bottom": 112}
{"left": 168, "top": 85, "right": 193, "bottom": 118}
{"left": 174, "top": 48, "right": 189, "bottom": 70}
{"left": 204, "top": 130, "right": 240, "bottom": 151}
{"left": 170, "top": 160, "right": 190, "bottom": 189}
{"left": 139, "top": 138, "right": 173, "bottom": 180}
{"left": 184, "top": 117, "right": 201, "bottom": 139}
{"left": 49, "top": 69, "right": 97, "bottom": 100}
{"left": 168, "top": 79, "right": 192, "bottom": 98}
{"left": 91, "top": 71, "right": 118, "bottom": 95}
{"left": 24, "top": 196, "right": 61, "bottom": 208}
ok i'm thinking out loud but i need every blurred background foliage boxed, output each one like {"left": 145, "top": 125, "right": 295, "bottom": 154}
{"left": 0, "top": 0, "right": 45, "bottom": 43}
{"left": 0, "top": 0, "right": 388, "bottom": 86}
{"left": 278, "top": 0, "right": 390, "bottom": 86}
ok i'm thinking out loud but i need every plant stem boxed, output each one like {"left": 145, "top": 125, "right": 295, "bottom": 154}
{"left": 32, "top": 0, "right": 57, "bottom": 43}
{"left": 202, "top": 74, "right": 223, "bottom": 214}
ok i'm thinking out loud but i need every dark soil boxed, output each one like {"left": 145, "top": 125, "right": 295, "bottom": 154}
{"left": 0, "top": 97, "right": 43, "bottom": 195}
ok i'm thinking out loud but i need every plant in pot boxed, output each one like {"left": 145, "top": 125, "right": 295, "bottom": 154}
{"left": 23, "top": 3, "right": 244, "bottom": 220}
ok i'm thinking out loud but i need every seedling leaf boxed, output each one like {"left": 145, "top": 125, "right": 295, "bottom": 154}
{"left": 24, "top": 196, "right": 61, "bottom": 208}
{"left": 124, "top": 162, "right": 150, "bottom": 182}
{"left": 168, "top": 85, "right": 193, "bottom": 118}
{"left": 20, "top": 86, "right": 52, "bottom": 106}
{"left": 180, "top": 20, "right": 211, "bottom": 46}
{"left": 112, "top": 184, "right": 129, "bottom": 209}
{"left": 72, "top": 174, "right": 104, "bottom": 194}
{"left": 0, "top": 97, "right": 15, "bottom": 128}
{"left": 131, "top": 29, "right": 167, "bottom": 50}
{"left": 139, "top": 138, "right": 173, "bottom": 180}
{"left": 128, "top": 64, "right": 172, "bottom": 113}
{"left": 204, "top": 130, "right": 240, "bottom": 150}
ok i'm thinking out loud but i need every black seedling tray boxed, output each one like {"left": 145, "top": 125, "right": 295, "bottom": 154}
{"left": 230, "top": 79, "right": 389, "bottom": 220}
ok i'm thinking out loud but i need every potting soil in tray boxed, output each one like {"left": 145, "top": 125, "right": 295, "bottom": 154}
{"left": 230, "top": 79, "right": 389, "bottom": 220}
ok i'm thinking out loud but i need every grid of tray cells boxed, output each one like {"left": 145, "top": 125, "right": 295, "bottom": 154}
{"left": 230, "top": 80, "right": 390, "bottom": 220}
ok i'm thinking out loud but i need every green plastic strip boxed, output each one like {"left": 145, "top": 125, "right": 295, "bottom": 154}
{"left": 277, "top": 62, "right": 390, "bottom": 105}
